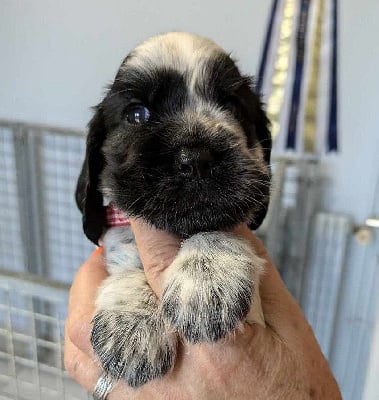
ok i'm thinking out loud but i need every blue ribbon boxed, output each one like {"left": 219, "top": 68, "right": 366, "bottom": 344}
{"left": 328, "top": 0, "right": 338, "bottom": 151}
{"left": 257, "top": 0, "right": 280, "bottom": 94}
{"left": 286, "top": 0, "right": 312, "bottom": 150}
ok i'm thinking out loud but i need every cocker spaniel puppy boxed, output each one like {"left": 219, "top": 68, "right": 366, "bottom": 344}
{"left": 76, "top": 31, "right": 271, "bottom": 388}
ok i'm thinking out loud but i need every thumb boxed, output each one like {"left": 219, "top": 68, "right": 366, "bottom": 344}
{"left": 129, "top": 217, "right": 181, "bottom": 297}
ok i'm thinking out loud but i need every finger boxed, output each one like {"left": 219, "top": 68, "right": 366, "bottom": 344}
{"left": 129, "top": 217, "right": 181, "bottom": 296}
{"left": 64, "top": 325, "right": 134, "bottom": 400}
{"left": 64, "top": 322, "right": 102, "bottom": 392}
{"left": 66, "top": 315, "right": 94, "bottom": 358}
{"left": 67, "top": 247, "right": 108, "bottom": 356}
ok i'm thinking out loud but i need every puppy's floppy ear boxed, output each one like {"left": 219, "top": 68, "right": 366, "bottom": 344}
{"left": 255, "top": 102, "right": 272, "bottom": 165}
{"left": 236, "top": 81, "right": 272, "bottom": 230}
{"left": 249, "top": 101, "right": 272, "bottom": 231}
{"left": 75, "top": 105, "right": 107, "bottom": 244}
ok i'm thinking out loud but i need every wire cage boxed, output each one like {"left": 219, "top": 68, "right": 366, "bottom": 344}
{"left": 0, "top": 270, "right": 90, "bottom": 400}
{"left": 0, "top": 122, "right": 93, "bottom": 281}
{"left": 0, "top": 119, "right": 353, "bottom": 399}
{"left": 0, "top": 121, "right": 92, "bottom": 399}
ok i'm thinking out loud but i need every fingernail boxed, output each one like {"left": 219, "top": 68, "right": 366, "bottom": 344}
{"left": 93, "top": 246, "right": 104, "bottom": 255}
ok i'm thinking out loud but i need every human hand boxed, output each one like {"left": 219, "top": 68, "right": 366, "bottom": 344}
{"left": 64, "top": 219, "right": 342, "bottom": 399}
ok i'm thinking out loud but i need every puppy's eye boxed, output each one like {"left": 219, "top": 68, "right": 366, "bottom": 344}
{"left": 125, "top": 105, "right": 150, "bottom": 124}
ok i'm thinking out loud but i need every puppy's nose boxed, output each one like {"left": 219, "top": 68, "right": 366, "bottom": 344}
{"left": 177, "top": 148, "right": 215, "bottom": 178}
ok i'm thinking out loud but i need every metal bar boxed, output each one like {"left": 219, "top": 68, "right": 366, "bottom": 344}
{"left": 0, "top": 269, "right": 70, "bottom": 301}
{"left": 12, "top": 126, "right": 36, "bottom": 274}
{"left": 0, "top": 119, "right": 85, "bottom": 137}
{"left": 365, "top": 218, "right": 379, "bottom": 229}
{"left": 27, "top": 130, "right": 48, "bottom": 276}
{"left": 301, "top": 212, "right": 352, "bottom": 357}
{"left": 12, "top": 127, "right": 46, "bottom": 275}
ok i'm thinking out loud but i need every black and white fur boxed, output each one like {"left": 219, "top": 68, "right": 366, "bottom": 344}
{"left": 76, "top": 32, "right": 272, "bottom": 387}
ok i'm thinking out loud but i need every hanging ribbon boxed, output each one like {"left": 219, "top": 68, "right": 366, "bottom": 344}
{"left": 303, "top": 0, "right": 324, "bottom": 153}
{"left": 257, "top": 0, "right": 280, "bottom": 94}
{"left": 263, "top": 0, "right": 298, "bottom": 143}
{"left": 257, "top": 0, "right": 339, "bottom": 154}
{"left": 327, "top": 0, "right": 338, "bottom": 151}
{"left": 286, "top": 0, "right": 311, "bottom": 150}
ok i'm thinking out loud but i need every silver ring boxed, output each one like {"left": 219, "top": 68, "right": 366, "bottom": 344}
{"left": 93, "top": 372, "right": 114, "bottom": 400}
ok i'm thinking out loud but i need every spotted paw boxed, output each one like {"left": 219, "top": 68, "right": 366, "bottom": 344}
{"left": 161, "top": 232, "right": 263, "bottom": 343}
{"left": 91, "top": 272, "right": 177, "bottom": 387}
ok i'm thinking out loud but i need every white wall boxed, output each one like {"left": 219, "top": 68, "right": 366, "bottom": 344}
{"left": 320, "top": 0, "right": 379, "bottom": 223}
{"left": 0, "top": 0, "right": 270, "bottom": 130}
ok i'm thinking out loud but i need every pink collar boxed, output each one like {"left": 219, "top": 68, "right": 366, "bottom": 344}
{"left": 106, "top": 204, "right": 130, "bottom": 227}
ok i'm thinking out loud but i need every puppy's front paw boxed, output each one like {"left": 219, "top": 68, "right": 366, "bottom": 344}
{"left": 91, "top": 309, "right": 175, "bottom": 387}
{"left": 161, "top": 232, "right": 264, "bottom": 343}
{"left": 91, "top": 272, "right": 177, "bottom": 387}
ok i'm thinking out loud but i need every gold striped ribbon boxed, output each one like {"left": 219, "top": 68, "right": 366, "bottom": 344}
{"left": 266, "top": 0, "right": 297, "bottom": 142}
{"left": 303, "top": 0, "right": 325, "bottom": 153}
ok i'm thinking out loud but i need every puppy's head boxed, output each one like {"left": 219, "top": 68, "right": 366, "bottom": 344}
{"left": 76, "top": 32, "right": 271, "bottom": 244}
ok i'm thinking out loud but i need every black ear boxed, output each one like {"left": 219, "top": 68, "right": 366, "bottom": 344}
{"left": 75, "top": 106, "right": 107, "bottom": 244}
{"left": 255, "top": 102, "right": 272, "bottom": 165}
{"left": 249, "top": 198, "right": 270, "bottom": 231}
{"left": 249, "top": 101, "right": 272, "bottom": 231}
